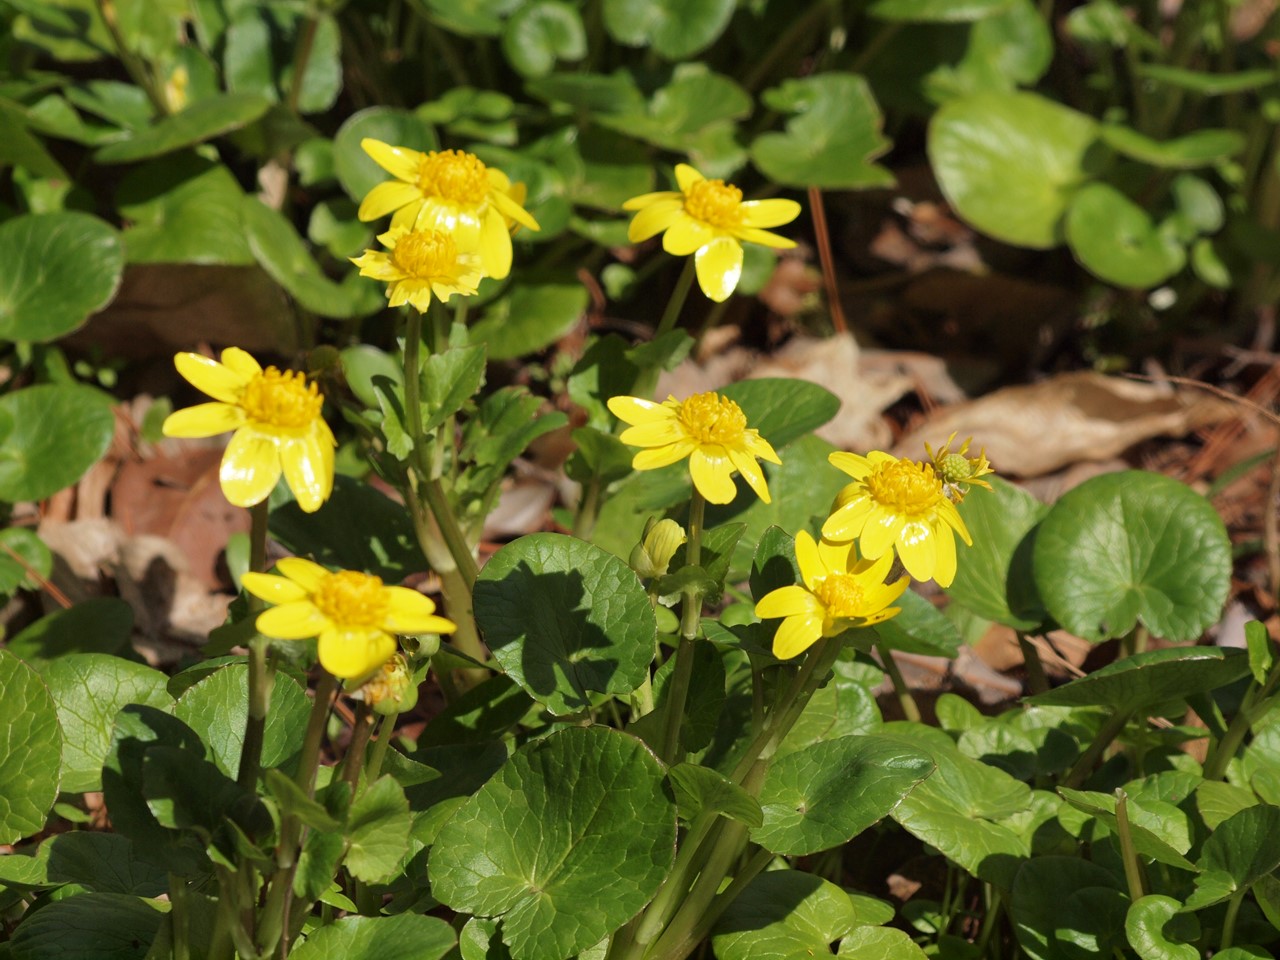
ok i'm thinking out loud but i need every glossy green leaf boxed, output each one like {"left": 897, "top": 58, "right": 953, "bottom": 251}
{"left": 431, "top": 726, "right": 676, "bottom": 960}
{"left": 94, "top": 92, "right": 270, "bottom": 163}
{"left": 752, "top": 73, "right": 893, "bottom": 189}
{"left": 174, "top": 663, "right": 310, "bottom": 778}
{"left": 1056, "top": 788, "right": 1194, "bottom": 869}
{"left": 0, "top": 384, "right": 115, "bottom": 501}
{"left": 39, "top": 832, "right": 166, "bottom": 896}
{"left": 838, "top": 927, "right": 929, "bottom": 958}
{"left": 868, "top": 588, "right": 964, "bottom": 658}
{"left": 420, "top": 0, "right": 520, "bottom": 36}
{"left": 1137, "top": 65, "right": 1278, "bottom": 96}
{"left": 1065, "top": 183, "right": 1185, "bottom": 288}
{"left": 923, "top": 0, "right": 1053, "bottom": 101}
{"left": 0, "top": 651, "right": 61, "bottom": 844}
{"left": 594, "top": 67, "right": 749, "bottom": 156}
{"left": 345, "top": 775, "right": 413, "bottom": 883}
{"left": 712, "top": 869, "right": 858, "bottom": 959}
{"left": 1012, "top": 856, "right": 1123, "bottom": 960}
{"left": 9, "top": 0, "right": 112, "bottom": 62}
{"left": 0, "top": 528, "right": 51, "bottom": 597}
{"left": 290, "top": 914, "right": 456, "bottom": 960}
{"left": 1169, "top": 173, "right": 1224, "bottom": 240}
{"left": 502, "top": 2, "right": 585, "bottom": 77}
{"left": 753, "top": 734, "right": 933, "bottom": 855}
{"left": 1213, "top": 949, "right": 1275, "bottom": 960}
{"left": 39, "top": 653, "right": 170, "bottom": 794}
{"left": 1101, "top": 125, "right": 1245, "bottom": 169}
{"left": 1028, "top": 647, "right": 1248, "bottom": 709}
{"left": 1126, "top": 895, "right": 1199, "bottom": 960}
{"left": 0, "top": 98, "right": 67, "bottom": 178}
{"left": 1058, "top": 886, "right": 1130, "bottom": 959}
{"left": 717, "top": 378, "right": 839, "bottom": 450}
{"left": 141, "top": 745, "right": 273, "bottom": 855}
{"left": 470, "top": 281, "right": 589, "bottom": 361}
{"left": 944, "top": 477, "right": 1046, "bottom": 629}
{"left": 1186, "top": 805, "right": 1280, "bottom": 909}
{"left": 333, "top": 107, "right": 437, "bottom": 204}
{"left": 870, "top": 0, "right": 1015, "bottom": 21}
{"left": 0, "top": 212, "right": 123, "bottom": 341}
{"left": 1246, "top": 620, "right": 1273, "bottom": 685}
{"left": 9, "top": 892, "right": 163, "bottom": 960}
{"left": 1032, "top": 471, "right": 1231, "bottom": 642}
{"left": 117, "top": 155, "right": 253, "bottom": 265}
{"left": 1196, "top": 780, "right": 1258, "bottom": 831}
{"left": 668, "top": 762, "right": 762, "bottom": 827}
{"left": 602, "top": 0, "right": 735, "bottom": 59}
{"left": 929, "top": 91, "right": 1097, "bottom": 249}
{"left": 288, "top": 13, "right": 342, "bottom": 114}
{"left": 475, "top": 533, "right": 656, "bottom": 715}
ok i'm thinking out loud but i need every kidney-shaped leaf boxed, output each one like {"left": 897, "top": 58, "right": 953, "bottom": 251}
{"left": 333, "top": 107, "right": 437, "bottom": 203}
{"left": 430, "top": 726, "right": 676, "bottom": 960}
{"left": 0, "top": 212, "right": 123, "bottom": 342}
{"left": 475, "top": 533, "right": 656, "bottom": 715}
{"left": 713, "top": 869, "right": 859, "bottom": 960}
{"left": 290, "top": 914, "right": 456, "bottom": 960}
{"left": 0, "top": 384, "right": 115, "bottom": 502}
{"left": 9, "top": 891, "right": 164, "bottom": 960}
{"left": 1185, "top": 805, "right": 1280, "bottom": 909}
{"left": 1065, "top": 183, "right": 1185, "bottom": 288}
{"left": 1126, "top": 895, "right": 1200, "bottom": 960}
{"left": 0, "top": 650, "right": 61, "bottom": 844}
{"left": 1032, "top": 470, "right": 1231, "bottom": 642}
{"left": 929, "top": 91, "right": 1098, "bottom": 249}
{"left": 753, "top": 734, "right": 933, "bottom": 855}
{"left": 1027, "top": 647, "right": 1248, "bottom": 710}
{"left": 602, "top": 0, "right": 736, "bottom": 59}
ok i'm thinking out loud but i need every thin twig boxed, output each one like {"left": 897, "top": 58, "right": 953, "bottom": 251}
{"left": 808, "top": 186, "right": 848, "bottom": 334}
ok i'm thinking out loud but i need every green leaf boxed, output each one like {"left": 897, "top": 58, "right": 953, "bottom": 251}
{"left": 502, "top": 2, "right": 586, "bottom": 78}
{"left": 420, "top": 345, "right": 487, "bottom": 433}
{"left": 1028, "top": 647, "right": 1248, "bottom": 709}
{"left": 345, "top": 775, "right": 413, "bottom": 883}
{"left": 594, "top": 67, "right": 750, "bottom": 160}
{"left": 1057, "top": 886, "right": 1130, "bottom": 959}
{"left": 867, "top": 588, "right": 964, "bottom": 658}
{"left": 870, "top": 0, "right": 1016, "bottom": 21}
{"left": 1100, "top": 125, "right": 1245, "bottom": 170}
{"left": 474, "top": 533, "right": 657, "bottom": 715}
{"left": 288, "top": 13, "right": 342, "bottom": 114}
{"left": 0, "top": 650, "right": 61, "bottom": 844}
{"left": 1056, "top": 789, "right": 1194, "bottom": 869}
{"left": 174, "top": 663, "right": 310, "bottom": 778}
{"left": 0, "top": 212, "right": 123, "bottom": 341}
{"left": 40, "top": 832, "right": 167, "bottom": 895}
{"left": 94, "top": 92, "right": 270, "bottom": 163}
{"left": 0, "top": 384, "right": 115, "bottom": 501}
{"left": 1032, "top": 470, "right": 1232, "bottom": 642}
{"left": 270, "top": 475, "right": 422, "bottom": 582}
{"left": 0, "top": 98, "right": 67, "bottom": 178}
{"left": 116, "top": 155, "right": 253, "bottom": 265}
{"left": 753, "top": 734, "right": 933, "bottom": 855}
{"left": 417, "top": 674, "right": 533, "bottom": 747}
{"left": 290, "top": 914, "right": 457, "bottom": 960}
{"left": 1065, "top": 183, "right": 1185, "bottom": 288}
{"left": 718, "top": 378, "right": 840, "bottom": 450}
{"left": 667, "top": 762, "right": 762, "bottom": 827}
{"left": 240, "top": 197, "right": 383, "bottom": 319}
{"left": 944, "top": 477, "right": 1047, "bottom": 630}
{"left": 1126, "top": 895, "right": 1199, "bottom": 960}
{"left": 0, "top": 528, "right": 51, "bottom": 597}
{"left": 39, "top": 653, "right": 170, "bottom": 794}
{"left": 1136, "top": 65, "right": 1279, "bottom": 96}
{"left": 1196, "top": 780, "right": 1259, "bottom": 831}
{"left": 420, "top": 0, "right": 520, "bottom": 36}
{"left": 1246, "top": 621, "right": 1273, "bottom": 685}
{"left": 923, "top": 0, "right": 1053, "bottom": 102}
{"left": 712, "top": 869, "right": 858, "bottom": 959}
{"left": 929, "top": 91, "right": 1098, "bottom": 249}
{"left": 525, "top": 70, "right": 646, "bottom": 116}
{"left": 9, "top": 892, "right": 164, "bottom": 960}
{"left": 1186, "top": 805, "right": 1280, "bottom": 909}
{"left": 431, "top": 726, "right": 676, "bottom": 960}
{"left": 752, "top": 73, "right": 893, "bottom": 189}
{"left": 839, "top": 927, "right": 929, "bottom": 957}
{"left": 602, "top": 0, "right": 736, "bottom": 59}
{"left": 333, "top": 107, "right": 437, "bottom": 203}
{"left": 1011, "top": 856, "right": 1123, "bottom": 960}
{"left": 470, "top": 281, "right": 589, "bottom": 360}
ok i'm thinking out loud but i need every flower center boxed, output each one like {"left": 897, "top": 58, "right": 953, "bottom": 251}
{"left": 684, "top": 178, "right": 744, "bottom": 230}
{"left": 937, "top": 452, "right": 973, "bottom": 484}
{"left": 678, "top": 392, "right": 747, "bottom": 445}
{"left": 313, "top": 571, "right": 389, "bottom": 628}
{"left": 416, "top": 149, "right": 490, "bottom": 206}
{"left": 391, "top": 230, "right": 461, "bottom": 279}
{"left": 814, "top": 574, "right": 866, "bottom": 619}
{"left": 240, "top": 367, "right": 323, "bottom": 430}
{"left": 865, "top": 459, "right": 945, "bottom": 515}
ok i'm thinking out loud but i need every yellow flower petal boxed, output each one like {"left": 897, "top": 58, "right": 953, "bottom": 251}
{"left": 674, "top": 164, "right": 704, "bottom": 194}
{"left": 822, "top": 496, "right": 875, "bottom": 542}
{"left": 793, "top": 530, "right": 823, "bottom": 587}
{"left": 220, "top": 428, "right": 281, "bottom": 507}
{"left": 280, "top": 428, "right": 334, "bottom": 514}
{"left": 895, "top": 521, "right": 936, "bottom": 583}
{"left": 663, "top": 216, "right": 715, "bottom": 256}
{"left": 257, "top": 601, "right": 330, "bottom": 640}
{"left": 162, "top": 402, "right": 245, "bottom": 438}
{"left": 220, "top": 347, "right": 263, "bottom": 380}
{"left": 382, "top": 586, "right": 457, "bottom": 634}
{"left": 938, "top": 498, "right": 972, "bottom": 546}
{"left": 318, "top": 628, "right": 396, "bottom": 679}
{"left": 727, "top": 445, "right": 770, "bottom": 503}
{"left": 608, "top": 395, "right": 672, "bottom": 426}
{"left": 241, "top": 572, "right": 308, "bottom": 604}
{"left": 175, "top": 353, "right": 249, "bottom": 405}
{"left": 390, "top": 200, "right": 425, "bottom": 230}
{"left": 619, "top": 419, "right": 688, "bottom": 448}
{"left": 489, "top": 185, "right": 540, "bottom": 232}
{"left": 622, "top": 190, "right": 681, "bottom": 211}
{"left": 930, "top": 517, "right": 958, "bottom": 588}
{"left": 857, "top": 509, "right": 904, "bottom": 561}
{"left": 633, "top": 442, "right": 696, "bottom": 470}
{"left": 816, "top": 536, "right": 854, "bottom": 576}
{"left": 773, "top": 613, "right": 823, "bottom": 659}
{"left": 628, "top": 199, "right": 684, "bottom": 243}
{"left": 739, "top": 198, "right": 802, "bottom": 229}
{"left": 734, "top": 226, "right": 797, "bottom": 250}
{"left": 688, "top": 446, "right": 738, "bottom": 504}
{"left": 694, "top": 236, "right": 743, "bottom": 302}
{"left": 479, "top": 208, "right": 514, "bottom": 279}
{"left": 350, "top": 250, "right": 404, "bottom": 281}
{"left": 358, "top": 180, "right": 425, "bottom": 221}
{"left": 276, "top": 557, "right": 329, "bottom": 591}
{"left": 829, "top": 452, "right": 873, "bottom": 480}
{"left": 744, "top": 431, "right": 781, "bottom": 465}
{"left": 361, "top": 138, "right": 422, "bottom": 183}
{"left": 755, "top": 584, "right": 819, "bottom": 620}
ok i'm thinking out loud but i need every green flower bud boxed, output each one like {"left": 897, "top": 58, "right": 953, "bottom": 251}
{"left": 630, "top": 518, "right": 687, "bottom": 578}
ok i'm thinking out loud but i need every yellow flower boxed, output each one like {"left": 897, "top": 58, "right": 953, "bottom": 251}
{"left": 607, "top": 392, "right": 781, "bottom": 505}
{"left": 925, "top": 432, "right": 995, "bottom": 504}
{"left": 242, "top": 558, "right": 456, "bottom": 679}
{"left": 356, "top": 140, "right": 539, "bottom": 280}
{"left": 755, "top": 530, "right": 908, "bottom": 659}
{"left": 350, "top": 227, "right": 484, "bottom": 312}
{"left": 822, "top": 451, "right": 972, "bottom": 588}
{"left": 162, "top": 348, "right": 335, "bottom": 512}
{"left": 623, "top": 163, "right": 801, "bottom": 302}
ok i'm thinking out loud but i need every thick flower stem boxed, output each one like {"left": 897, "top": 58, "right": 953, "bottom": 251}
{"left": 365, "top": 712, "right": 398, "bottom": 782}
{"left": 878, "top": 642, "right": 921, "bottom": 723}
{"left": 1221, "top": 889, "right": 1246, "bottom": 952}
{"left": 1114, "top": 789, "right": 1146, "bottom": 903}
{"left": 660, "top": 493, "right": 705, "bottom": 764}
{"left": 238, "top": 500, "right": 275, "bottom": 791}
{"left": 1061, "top": 708, "right": 1134, "bottom": 789}
{"left": 1204, "top": 658, "right": 1280, "bottom": 780}
{"left": 341, "top": 703, "right": 374, "bottom": 788}
{"left": 635, "top": 259, "right": 696, "bottom": 400}
{"left": 645, "top": 844, "right": 773, "bottom": 960}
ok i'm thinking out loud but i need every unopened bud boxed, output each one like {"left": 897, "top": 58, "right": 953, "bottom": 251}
{"left": 629, "top": 518, "right": 687, "bottom": 578}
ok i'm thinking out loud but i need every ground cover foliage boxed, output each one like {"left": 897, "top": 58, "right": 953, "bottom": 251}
{"left": 0, "top": 1, "right": 1279, "bottom": 958}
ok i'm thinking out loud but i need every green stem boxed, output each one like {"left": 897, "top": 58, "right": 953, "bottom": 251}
{"left": 660, "top": 493, "right": 705, "bottom": 764}
{"left": 641, "top": 822, "right": 750, "bottom": 960}
{"left": 1114, "top": 789, "right": 1146, "bottom": 902}
{"left": 284, "top": 13, "right": 320, "bottom": 115}
{"left": 635, "top": 260, "right": 696, "bottom": 400}
{"left": 342, "top": 704, "right": 375, "bottom": 788}
{"left": 238, "top": 501, "right": 274, "bottom": 791}
{"left": 1221, "top": 889, "right": 1245, "bottom": 951}
{"left": 631, "top": 815, "right": 720, "bottom": 949}
{"left": 647, "top": 845, "right": 773, "bottom": 960}
{"left": 169, "top": 873, "right": 190, "bottom": 960}
{"left": 1061, "top": 709, "right": 1133, "bottom": 789}
{"left": 365, "top": 712, "right": 397, "bottom": 782}
{"left": 96, "top": 0, "right": 169, "bottom": 115}
{"left": 878, "top": 643, "right": 921, "bottom": 723}
{"left": 1018, "top": 633, "right": 1049, "bottom": 696}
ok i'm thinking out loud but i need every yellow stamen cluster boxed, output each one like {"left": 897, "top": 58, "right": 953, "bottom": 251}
{"left": 391, "top": 230, "right": 461, "bottom": 279}
{"left": 418, "top": 150, "right": 490, "bottom": 205}
{"left": 684, "top": 178, "right": 744, "bottom": 229}
{"left": 314, "top": 571, "right": 389, "bottom": 628}
{"left": 240, "top": 367, "right": 324, "bottom": 430}
{"left": 864, "top": 459, "right": 945, "bottom": 515}
{"left": 813, "top": 575, "right": 865, "bottom": 619}
{"left": 678, "top": 392, "right": 747, "bottom": 445}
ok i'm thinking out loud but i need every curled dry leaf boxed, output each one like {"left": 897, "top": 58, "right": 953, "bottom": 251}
{"left": 894, "top": 371, "right": 1237, "bottom": 478}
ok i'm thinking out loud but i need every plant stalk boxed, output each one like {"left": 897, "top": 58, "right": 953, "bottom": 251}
{"left": 659, "top": 492, "right": 705, "bottom": 764}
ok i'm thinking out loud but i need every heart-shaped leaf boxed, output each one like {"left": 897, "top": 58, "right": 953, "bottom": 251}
{"left": 0, "top": 384, "right": 115, "bottom": 502}
{"left": 712, "top": 869, "right": 858, "bottom": 959}
{"left": 0, "top": 650, "right": 61, "bottom": 843}
{"left": 333, "top": 107, "right": 438, "bottom": 203}
{"left": 1185, "top": 805, "right": 1280, "bottom": 909}
{"left": 837, "top": 926, "right": 930, "bottom": 957}
{"left": 1012, "top": 856, "right": 1123, "bottom": 960}
{"left": 289, "top": 914, "right": 457, "bottom": 960}
{"left": 116, "top": 155, "right": 253, "bottom": 265}
{"left": 502, "top": 1, "right": 586, "bottom": 77}
{"left": 1126, "top": 895, "right": 1199, "bottom": 960}
{"left": 9, "top": 892, "right": 164, "bottom": 959}
{"left": 1032, "top": 470, "right": 1231, "bottom": 642}
{"left": 1065, "top": 183, "right": 1186, "bottom": 288}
